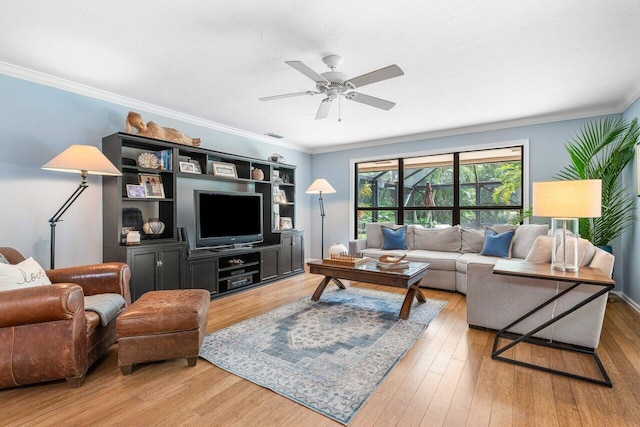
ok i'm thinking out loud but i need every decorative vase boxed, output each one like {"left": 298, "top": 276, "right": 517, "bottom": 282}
{"left": 252, "top": 168, "right": 265, "bottom": 180}
{"left": 143, "top": 218, "right": 165, "bottom": 237}
{"left": 328, "top": 243, "right": 348, "bottom": 256}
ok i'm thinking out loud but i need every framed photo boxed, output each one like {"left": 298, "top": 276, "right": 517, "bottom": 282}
{"left": 210, "top": 161, "right": 238, "bottom": 178}
{"left": 189, "top": 160, "right": 202, "bottom": 174}
{"left": 179, "top": 161, "right": 197, "bottom": 173}
{"left": 138, "top": 174, "right": 165, "bottom": 198}
{"left": 126, "top": 184, "right": 147, "bottom": 198}
{"left": 279, "top": 217, "right": 292, "bottom": 230}
{"left": 273, "top": 189, "right": 286, "bottom": 203}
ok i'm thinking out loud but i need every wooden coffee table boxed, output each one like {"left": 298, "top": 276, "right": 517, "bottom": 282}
{"left": 306, "top": 260, "right": 430, "bottom": 320}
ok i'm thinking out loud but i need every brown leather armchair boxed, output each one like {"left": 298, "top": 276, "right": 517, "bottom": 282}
{"left": 0, "top": 247, "right": 131, "bottom": 389}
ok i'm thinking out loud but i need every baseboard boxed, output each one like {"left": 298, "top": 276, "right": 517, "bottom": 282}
{"left": 611, "top": 291, "right": 640, "bottom": 314}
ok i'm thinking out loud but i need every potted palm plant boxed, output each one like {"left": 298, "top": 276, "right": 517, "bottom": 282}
{"left": 556, "top": 117, "right": 639, "bottom": 249}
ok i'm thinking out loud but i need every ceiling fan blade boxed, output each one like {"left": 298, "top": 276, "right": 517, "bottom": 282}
{"left": 347, "top": 64, "right": 404, "bottom": 88}
{"left": 346, "top": 92, "right": 396, "bottom": 110}
{"left": 259, "top": 91, "right": 318, "bottom": 101}
{"left": 285, "top": 61, "right": 328, "bottom": 83}
{"left": 315, "top": 99, "right": 332, "bottom": 120}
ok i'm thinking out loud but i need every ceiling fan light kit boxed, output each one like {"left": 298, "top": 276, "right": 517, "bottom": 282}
{"left": 259, "top": 55, "right": 404, "bottom": 121}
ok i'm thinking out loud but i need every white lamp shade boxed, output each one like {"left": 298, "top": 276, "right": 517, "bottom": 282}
{"left": 532, "top": 180, "right": 602, "bottom": 218}
{"left": 42, "top": 145, "right": 121, "bottom": 176}
{"left": 306, "top": 178, "right": 336, "bottom": 194}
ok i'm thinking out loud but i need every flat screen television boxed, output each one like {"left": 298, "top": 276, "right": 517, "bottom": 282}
{"left": 195, "top": 190, "right": 263, "bottom": 248}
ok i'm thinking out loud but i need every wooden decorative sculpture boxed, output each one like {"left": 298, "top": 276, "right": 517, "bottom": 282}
{"left": 125, "top": 111, "right": 201, "bottom": 147}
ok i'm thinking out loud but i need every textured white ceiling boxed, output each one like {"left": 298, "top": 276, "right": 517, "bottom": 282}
{"left": 1, "top": 0, "right": 639, "bottom": 152}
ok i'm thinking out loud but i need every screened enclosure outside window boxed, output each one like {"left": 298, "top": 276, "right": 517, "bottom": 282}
{"left": 355, "top": 147, "right": 523, "bottom": 238}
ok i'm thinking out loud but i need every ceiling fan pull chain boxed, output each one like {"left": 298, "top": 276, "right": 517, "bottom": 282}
{"left": 338, "top": 95, "right": 342, "bottom": 122}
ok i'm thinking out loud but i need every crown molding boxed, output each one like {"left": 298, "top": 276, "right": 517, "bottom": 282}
{"left": 309, "top": 105, "right": 629, "bottom": 154}
{"left": 0, "top": 61, "right": 310, "bottom": 153}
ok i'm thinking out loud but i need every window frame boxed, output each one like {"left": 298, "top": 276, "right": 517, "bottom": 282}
{"left": 350, "top": 140, "right": 529, "bottom": 239}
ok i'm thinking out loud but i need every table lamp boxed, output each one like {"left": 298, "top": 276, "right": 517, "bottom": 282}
{"left": 532, "top": 179, "right": 601, "bottom": 271}
{"left": 42, "top": 145, "right": 121, "bottom": 269}
{"left": 306, "top": 178, "right": 336, "bottom": 259}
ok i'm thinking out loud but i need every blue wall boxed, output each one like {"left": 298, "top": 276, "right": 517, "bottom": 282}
{"left": 622, "top": 98, "right": 640, "bottom": 308}
{"left": 0, "top": 74, "right": 312, "bottom": 268}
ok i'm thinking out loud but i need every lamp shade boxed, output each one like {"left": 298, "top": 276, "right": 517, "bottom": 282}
{"left": 532, "top": 180, "right": 602, "bottom": 218}
{"left": 306, "top": 178, "right": 336, "bottom": 194}
{"left": 42, "top": 145, "right": 121, "bottom": 176}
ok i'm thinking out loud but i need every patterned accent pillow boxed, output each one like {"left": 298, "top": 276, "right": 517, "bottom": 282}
{"left": 0, "top": 254, "right": 9, "bottom": 264}
{"left": 0, "top": 257, "right": 52, "bottom": 291}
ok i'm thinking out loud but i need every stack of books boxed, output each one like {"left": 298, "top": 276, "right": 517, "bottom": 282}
{"left": 376, "top": 260, "right": 409, "bottom": 270}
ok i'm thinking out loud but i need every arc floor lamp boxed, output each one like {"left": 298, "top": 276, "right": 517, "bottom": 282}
{"left": 306, "top": 178, "right": 336, "bottom": 259}
{"left": 42, "top": 145, "right": 121, "bottom": 269}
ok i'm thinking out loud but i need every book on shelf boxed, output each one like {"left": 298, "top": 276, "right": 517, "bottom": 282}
{"left": 376, "top": 260, "right": 409, "bottom": 270}
{"left": 155, "top": 149, "right": 172, "bottom": 170}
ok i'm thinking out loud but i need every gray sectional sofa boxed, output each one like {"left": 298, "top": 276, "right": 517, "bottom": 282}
{"left": 348, "top": 222, "right": 615, "bottom": 349}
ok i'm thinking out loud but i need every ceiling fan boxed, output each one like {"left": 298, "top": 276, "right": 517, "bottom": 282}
{"left": 259, "top": 55, "right": 404, "bottom": 120}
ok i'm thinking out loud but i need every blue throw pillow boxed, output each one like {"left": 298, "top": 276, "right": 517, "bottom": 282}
{"left": 381, "top": 226, "right": 408, "bottom": 250}
{"left": 480, "top": 228, "right": 515, "bottom": 258}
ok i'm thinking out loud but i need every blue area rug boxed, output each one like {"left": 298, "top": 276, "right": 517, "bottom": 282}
{"left": 199, "top": 287, "right": 446, "bottom": 424}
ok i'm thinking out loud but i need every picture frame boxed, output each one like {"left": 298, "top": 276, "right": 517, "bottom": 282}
{"left": 279, "top": 217, "right": 292, "bottom": 230}
{"left": 273, "top": 189, "right": 286, "bottom": 203}
{"left": 138, "top": 174, "right": 165, "bottom": 198}
{"left": 189, "top": 159, "right": 202, "bottom": 174}
{"left": 179, "top": 161, "right": 197, "bottom": 173}
{"left": 210, "top": 161, "right": 238, "bottom": 178}
{"left": 126, "top": 184, "right": 147, "bottom": 198}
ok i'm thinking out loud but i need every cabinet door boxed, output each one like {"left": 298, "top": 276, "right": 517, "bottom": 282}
{"left": 291, "top": 233, "right": 304, "bottom": 273}
{"left": 158, "top": 245, "right": 185, "bottom": 291}
{"left": 128, "top": 249, "right": 158, "bottom": 301}
{"left": 188, "top": 258, "right": 218, "bottom": 295}
{"left": 261, "top": 248, "right": 280, "bottom": 280}
{"left": 281, "top": 234, "right": 293, "bottom": 275}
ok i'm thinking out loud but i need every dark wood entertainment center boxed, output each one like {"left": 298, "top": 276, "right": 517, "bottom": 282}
{"left": 101, "top": 132, "right": 304, "bottom": 301}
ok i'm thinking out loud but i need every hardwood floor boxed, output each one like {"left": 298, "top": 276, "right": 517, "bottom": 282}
{"left": 2, "top": 271, "right": 640, "bottom": 426}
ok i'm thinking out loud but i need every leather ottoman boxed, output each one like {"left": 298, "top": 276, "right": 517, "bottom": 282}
{"left": 116, "top": 289, "right": 210, "bottom": 375}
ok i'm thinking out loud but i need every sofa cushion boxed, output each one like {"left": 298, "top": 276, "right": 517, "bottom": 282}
{"left": 481, "top": 228, "right": 515, "bottom": 258}
{"left": 365, "top": 222, "right": 394, "bottom": 248}
{"left": 511, "top": 224, "right": 550, "bottom": 259}
{"left": 460, "top": 227, "right": 485, "bottom": 253}
{"left": 404, "top": 250, "right": 461, "bottom": 271}
{"left": 381, "top": 226, "right": 408, "bottom": 250}
{"left": 525, "top": 235, "right": 554, "bottom": 263}
{"left": 456, "top": 253, "right": 500, "bottom": 274}
{"left": 0, "top": 257, "right": 51, "bottom": 291}
{"left": 413, "top": 226, "right": 461, "bottom": 252}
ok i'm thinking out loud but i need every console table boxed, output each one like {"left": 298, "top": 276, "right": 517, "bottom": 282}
{"left": 492, "top": 260, "right": 615, "bottom": 387}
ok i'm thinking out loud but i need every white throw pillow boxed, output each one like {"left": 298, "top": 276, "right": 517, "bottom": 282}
{"left": 0, "top": 257, "right": 52, "bottom": 291}
{"left": 511, "top": 224, "right": 550, "bottom": 259}
{"left": 525, "top": 235, "right": 554, "bottom": 263}
{"left": 555, "top": 237, "right": 597, "bottom": 267}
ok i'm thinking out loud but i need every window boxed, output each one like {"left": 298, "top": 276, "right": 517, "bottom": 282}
{"left": 355, "top": 147, "right": 523, "bottom": 238}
